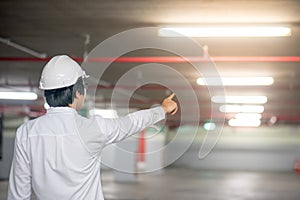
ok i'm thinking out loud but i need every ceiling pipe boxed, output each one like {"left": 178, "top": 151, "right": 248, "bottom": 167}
{"left": 83, "top": 34, "right": 90, "bottom": 59}
{"left": 0, "top": 37, "right": 47, "bottom": 58}
{"left": 0, "top": 56, "right": 300, "bottom": 62}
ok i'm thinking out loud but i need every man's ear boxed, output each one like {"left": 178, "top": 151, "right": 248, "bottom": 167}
{"left": 75, "top": 91, "right": 81, "bottom": 99}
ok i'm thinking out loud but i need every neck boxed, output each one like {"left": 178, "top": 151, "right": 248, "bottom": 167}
{"left": 68, "top": 103, "right": 77, "bottom": 110}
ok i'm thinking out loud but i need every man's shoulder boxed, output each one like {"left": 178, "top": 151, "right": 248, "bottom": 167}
{"left": 16, "top": 114, "right": 46, "bottom": 139}
{"left": 19, "top": 114, "right": 45, "bottom": 128}
{"left": 75, "top": 113, "right": 103, "bottom": 129}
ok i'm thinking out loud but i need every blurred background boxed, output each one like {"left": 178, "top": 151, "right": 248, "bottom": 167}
{"left": 1, "top": 0, "right": 300, "bottom": 199}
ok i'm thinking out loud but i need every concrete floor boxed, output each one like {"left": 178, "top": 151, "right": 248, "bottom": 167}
{"left": 1, "top": 168, "right": 300, "bottom": 200}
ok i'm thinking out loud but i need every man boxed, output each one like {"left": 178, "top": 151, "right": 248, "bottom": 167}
{"left": 8, "top": 55, "right": 178, "bottom": 200}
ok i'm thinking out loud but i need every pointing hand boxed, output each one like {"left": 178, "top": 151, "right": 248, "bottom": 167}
{"left": 162, "top": 93, "right": 178, "bottom": 115}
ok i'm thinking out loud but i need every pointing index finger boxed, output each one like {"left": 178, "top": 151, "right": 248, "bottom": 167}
{"left": 167, "top": 93, "right": 175, "bottom": 100}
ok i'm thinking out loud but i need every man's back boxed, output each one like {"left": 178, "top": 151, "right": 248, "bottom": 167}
{"left": 9, "top": 107, "right": 105, "bottom": 200}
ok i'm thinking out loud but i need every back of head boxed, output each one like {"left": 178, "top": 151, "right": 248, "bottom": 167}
{"left": 39, "top": 55, "right": 89, "bottom": 107}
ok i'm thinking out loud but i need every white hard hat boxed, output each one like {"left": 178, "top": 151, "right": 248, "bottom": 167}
{"left": 39, "top": 55, "right": 89, "bottom": 90}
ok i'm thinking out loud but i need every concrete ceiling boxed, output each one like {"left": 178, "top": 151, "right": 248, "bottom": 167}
{"left": 0, "top": 0, "right": 300, "bottom": 126}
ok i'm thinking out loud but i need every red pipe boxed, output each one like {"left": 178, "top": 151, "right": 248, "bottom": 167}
{"left": 1, "top": 56, "right": 300, "bottom": 63}
{"left": 1, "top": 83, "right": 300, "bottom": 91}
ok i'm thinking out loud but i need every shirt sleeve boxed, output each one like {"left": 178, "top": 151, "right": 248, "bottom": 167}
{"left": 97, "top": 106, "right": 166, "bottom": 145}
{"left": 8, "top": 127, "right": 32, "bottom": 200}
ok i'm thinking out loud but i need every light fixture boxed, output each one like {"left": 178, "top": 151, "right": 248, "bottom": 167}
{"left": 0, "top": 91, "right": 38, "bottom": 100}
{"left": 197, "top": 77, "right": 274, "bottom": 86}
{"left": 268, "top": 116, "right": 277, "bottom": 126}
{"left": 228, "top": 119, "right": 261, "bottom": 127}
{"left": 235, "top": 113, "right": 262, "bottom": 120}
{"left": 219, "top": 105, "right": 264, "bottom": 113}
{"left": 203, "top": 122, "right": 216, "bottom": 131}
{"left": 158, "top": 26, "right": 291, "bottom": 37}
{"left": 212, "top": 96, "right": 267, "bottom": 104}
{"left": 89, "top": 109, "right": 118, "bottom": 118}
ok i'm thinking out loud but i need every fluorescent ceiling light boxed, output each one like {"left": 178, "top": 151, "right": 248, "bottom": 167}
{"left": 158, "top": 26, "right": 291, "bottom": 37}
{"left": 0, "top": 91, "right": 38, "bottom": 100}
{"left": 197, "top": 77, "right": 274, "bottom": 86}
{"left": 212, "top": 96, "right": 267, "bottom": 104}
{"left": 220, "top": 105, "right": 264, "bottom": 113}
{"left": 228, "top": 119, "right": 261, "bottom": 127}
{"left": 235, "top": 113, "right": 262, "bottom": 120}
{"left": 89, "top": 109, "right": 118, "bottom": 118}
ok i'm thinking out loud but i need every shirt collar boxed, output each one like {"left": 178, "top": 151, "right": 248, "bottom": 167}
{"left": 46, "top": 107, "right": 77, "bottom": 114}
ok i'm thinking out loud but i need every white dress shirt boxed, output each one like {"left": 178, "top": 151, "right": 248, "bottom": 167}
{"left": 8, "top": 106, "right": 165, "bottom": 200}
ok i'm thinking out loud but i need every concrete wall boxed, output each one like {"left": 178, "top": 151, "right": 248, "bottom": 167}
{"left": 167, "top": 125, "right": 300, "bottom": 171}
{"left": 0, "top": 120, "right": 19, "bottom": 179}
{"left": 0, "top": 137, "right": 14, "bottom": 179}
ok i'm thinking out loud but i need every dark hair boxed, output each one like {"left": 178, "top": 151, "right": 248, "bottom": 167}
{"left": 45, "top": 77, "right": 85, "bottom": 107}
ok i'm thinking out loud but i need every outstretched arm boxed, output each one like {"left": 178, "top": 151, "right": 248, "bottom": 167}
{"left": 99, "top": 93, "right": 178, "bottom": 145}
